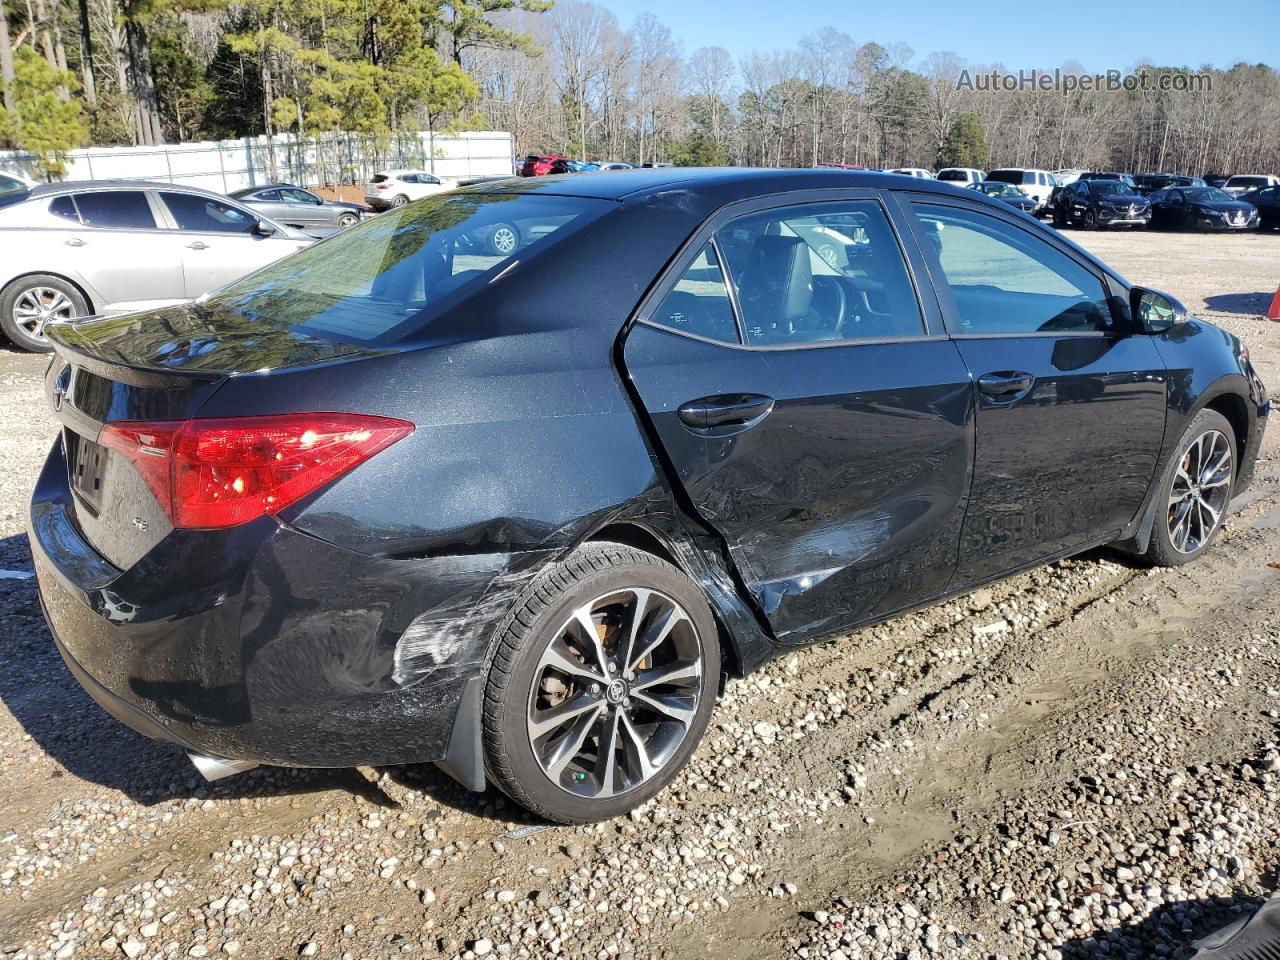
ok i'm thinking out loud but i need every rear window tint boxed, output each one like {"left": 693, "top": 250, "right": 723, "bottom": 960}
{"left": 210, "top": 192, "right": 610, "bottom": 344}
{"left": 370, "top": 174, "right": 389, "bottom": 183}
{"left": 74, "top": 191, "right": 156, "bottom": 229}
{"left": 985, "top": 170, "right": 1020, "bottom": 184}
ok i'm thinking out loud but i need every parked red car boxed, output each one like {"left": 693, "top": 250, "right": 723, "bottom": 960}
{"left": 519, "top": 155, "right": 572, "bottom": 177}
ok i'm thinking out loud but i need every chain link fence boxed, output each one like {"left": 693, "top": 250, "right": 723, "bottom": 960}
{"left": 0, "top": 130, "right": 515, "bottom": 193}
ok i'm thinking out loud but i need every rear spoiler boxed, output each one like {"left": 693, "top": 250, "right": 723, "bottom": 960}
{"left": 46, "top": 321, "right": 225, "bottom": 389}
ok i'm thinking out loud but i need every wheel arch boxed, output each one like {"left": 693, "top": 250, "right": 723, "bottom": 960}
{"left": 1203, "top": 390, "right": 1250, "bottom": 473}
{"left": 577, "top": 519, "right": 774, "bottom": 679}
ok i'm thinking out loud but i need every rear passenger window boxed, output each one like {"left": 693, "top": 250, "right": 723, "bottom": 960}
{"left": 73, "top": 191, "right": 156, "bottom": 229}
{"left": 49, "top": 196, "right": 79, "bottom": 222}
{"left": 910, "top": 202, "right": 1114, "bottom": 335}
{"left": 716, "top": 201, "right": 924, "bottom": 345}
{"left": 647, "top": 244, "right": 740, "bottom": 344}
{"left": 161, "top": 192, "right": 258, "bottom": 233}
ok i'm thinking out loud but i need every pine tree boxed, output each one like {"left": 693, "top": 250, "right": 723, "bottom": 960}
{"left": 0, "top": 48, "right": 89, "bottom": 177}
{"left": 936, "top": 113, "right": 990, "bottom": 170}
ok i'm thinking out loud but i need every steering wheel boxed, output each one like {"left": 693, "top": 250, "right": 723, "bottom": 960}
{"left": 809, "top": 276, "right": 848, "bottom": 337}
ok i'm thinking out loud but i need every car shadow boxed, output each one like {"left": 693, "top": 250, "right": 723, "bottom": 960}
{"left": 1204, "top": 292, "right": 1275, "bottom": 316}
{"left": 1057, "top": 892, "right": 1274, "bottom": 958}
{"left": 0, "top": 530, "right": 540, "bottom": 823}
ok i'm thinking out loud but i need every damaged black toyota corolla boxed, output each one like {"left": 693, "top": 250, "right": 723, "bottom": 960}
{"left": 30, "top": 169, "right": 1268, "bottom": 823}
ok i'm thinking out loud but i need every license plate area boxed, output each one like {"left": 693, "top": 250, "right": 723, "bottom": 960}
{"left": 66, "top": 429, "right": 108, "bottom": 515}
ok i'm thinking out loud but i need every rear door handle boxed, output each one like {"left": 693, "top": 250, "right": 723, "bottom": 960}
{"left": 65, "top": 237, "right": 86, "bottom": 247}
{"left": 677, "top": 394, "right": 774, "bottom": 430}
{"left": 187, "top": 241, "right": 209, "bottom": 251}
{"left": 977, "top": 372, "right": 1035, "bottom": 398}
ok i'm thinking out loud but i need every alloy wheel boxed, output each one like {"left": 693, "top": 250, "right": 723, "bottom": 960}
{"left": 1167, "top": 428, "right": 1233, "bottom": 553}
{"left": 12, "top": 286, "right": 76, "bottom": 341}
{"left": 492, "top": 226, "right": 518, "bottom": 255}
{"left": 526, "top": 588, "right": 703, "bottom": 799}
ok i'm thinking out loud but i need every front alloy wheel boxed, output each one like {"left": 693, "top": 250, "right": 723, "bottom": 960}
{"left": 1167, "top": 428, "right": 1233, "bottom": 554}
{"left": 1132, "top": 408, "right": 1236, "bottom": 566}
{"left": 483, "top": 542, "right": 720, "bottom": 823}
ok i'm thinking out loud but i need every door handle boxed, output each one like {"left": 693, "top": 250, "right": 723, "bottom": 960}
{"left": 677, "top": 394, "right": 774, "bottom": 430}
{"left": 187, "top": 241, "right": 209, "bottom": 251}
{"left": 65, "top": 237, "right": 86, "bottom": 247}
{"left": 977, "top": 372, "right": 1035, "bottom": 398}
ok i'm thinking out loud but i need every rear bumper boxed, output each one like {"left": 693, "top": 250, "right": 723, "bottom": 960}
{"left": 30, "top": 439, "right": 547, "bottom": 770}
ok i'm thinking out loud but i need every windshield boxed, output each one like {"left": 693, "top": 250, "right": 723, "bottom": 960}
{"left": 982, "top": 183, "right": 1022, "bottom": 197}
{"left": 1184, "top": 188, "right": 1233, "bottom": 202}
{"left": 1089, "top": 181, "right": 1130, "bottom": 196}
{"left": 209, "top": 192, "right": 610, "bottom": 344}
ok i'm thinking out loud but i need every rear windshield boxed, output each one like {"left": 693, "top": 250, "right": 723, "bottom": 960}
{"left": 937, "top": 170, "right": 968, "bottom": 181}
{"left": 208, "top": 192, "right": 610, "bottom": 344}
{"left": 985, "top": 170, "right": 1021, "bottom": 184}
{"left": 370, "top": 174, "right": 389, "bottom": 183}
{"left": 1229, "top": 176, "right": 1268, "bottom": 187}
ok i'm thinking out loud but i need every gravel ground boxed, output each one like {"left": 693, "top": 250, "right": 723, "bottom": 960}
{"left": 1, "top": 228, "right": 1279, "bottom": 960}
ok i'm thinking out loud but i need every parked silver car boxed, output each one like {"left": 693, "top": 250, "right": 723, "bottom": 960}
{"left": 0, "top": 181, "right": 313, "bottom": 352}
{"left": 228, "top": 183, "right": 364, "bottom": 232}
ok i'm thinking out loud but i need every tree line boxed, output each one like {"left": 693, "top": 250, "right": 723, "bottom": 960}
{"left": 1, "top": 0, "right": 1278, "bottom": 180}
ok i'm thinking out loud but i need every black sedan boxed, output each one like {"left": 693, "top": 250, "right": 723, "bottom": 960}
{"left": 1238, "top": 185, "right": 1280, "bottom": 229}
{"left": 31, "top": 169, "right": 1268, "bottom": 823}
{"left": 1052, "top": 179, "right": 1151, "bottom": 229}
{"left": 229, "top": 183, "right": 364, "bottom": 231}
{"left": 970, "top": 180, "right": 1038, "bottom": 213}
{"left": 1149, "top": 186, "right": 1259, "bottom": 231}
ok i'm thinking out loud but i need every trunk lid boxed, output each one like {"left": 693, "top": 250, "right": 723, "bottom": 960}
{"left": 43, "top": 303, "right": 387, "bottom": 570}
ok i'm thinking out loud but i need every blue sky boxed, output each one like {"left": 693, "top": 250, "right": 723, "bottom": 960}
{"left": 601, "top": 0, "right": 1277, "bottom": 72}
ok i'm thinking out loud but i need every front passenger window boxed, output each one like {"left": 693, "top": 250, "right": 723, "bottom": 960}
{"left": 161, "top": 192, "right": 259, "bottom": 234}
{"left": 911, "top": 202, "right": 1113, "bottom": 334}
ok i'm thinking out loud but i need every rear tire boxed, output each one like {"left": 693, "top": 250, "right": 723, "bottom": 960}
{"left": 1134, "top": 409, "right": 1235, "bottom": 567}
{"left": 391, "top": 194, "right": 409, "bottom": 208}
{"left": 482, "top": 542, "right": 720, "bottom": 823}
{"left": 0, "top": 274, "right": 89, "bottom": 353}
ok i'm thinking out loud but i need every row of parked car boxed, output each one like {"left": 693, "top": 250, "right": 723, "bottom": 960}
{"left": 518, "top": 156, "right": 672, "bottom": 177}
{"left": 900, "top": 166, "right": 1279, "bottom": 232}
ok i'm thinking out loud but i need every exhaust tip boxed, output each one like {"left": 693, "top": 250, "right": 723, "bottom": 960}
{"left": 188, "top": 752, "right": 259, "bottom": 782}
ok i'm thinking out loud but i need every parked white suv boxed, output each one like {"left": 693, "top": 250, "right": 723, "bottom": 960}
{"left": 364, "top": 170, "right": 453, "bottom": 210}
{"left": 936, "top": 167, "right": 985, "bottom": 188}
{"left": 986, "top": 168, "right": 1058, "bottom": 208}
{"left": 1223, "top": 174, "right": 1280, "bottom": 197}
{"left": 885, "top": 167, "right": 935, "bottom": 179}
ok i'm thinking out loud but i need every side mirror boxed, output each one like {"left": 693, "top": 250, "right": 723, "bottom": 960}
{"left": 1131, "top": 286, "right": 1188, "bottom": 334}
{"left": 252, "top": 220, "right": 278, "bottom": 238}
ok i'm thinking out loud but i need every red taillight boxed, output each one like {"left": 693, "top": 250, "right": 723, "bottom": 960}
{"left": 376, "top": 183, "right": 389, "bottom": 189}
{"left": 100, "top": 414, "right": 414, "bottom": 530}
